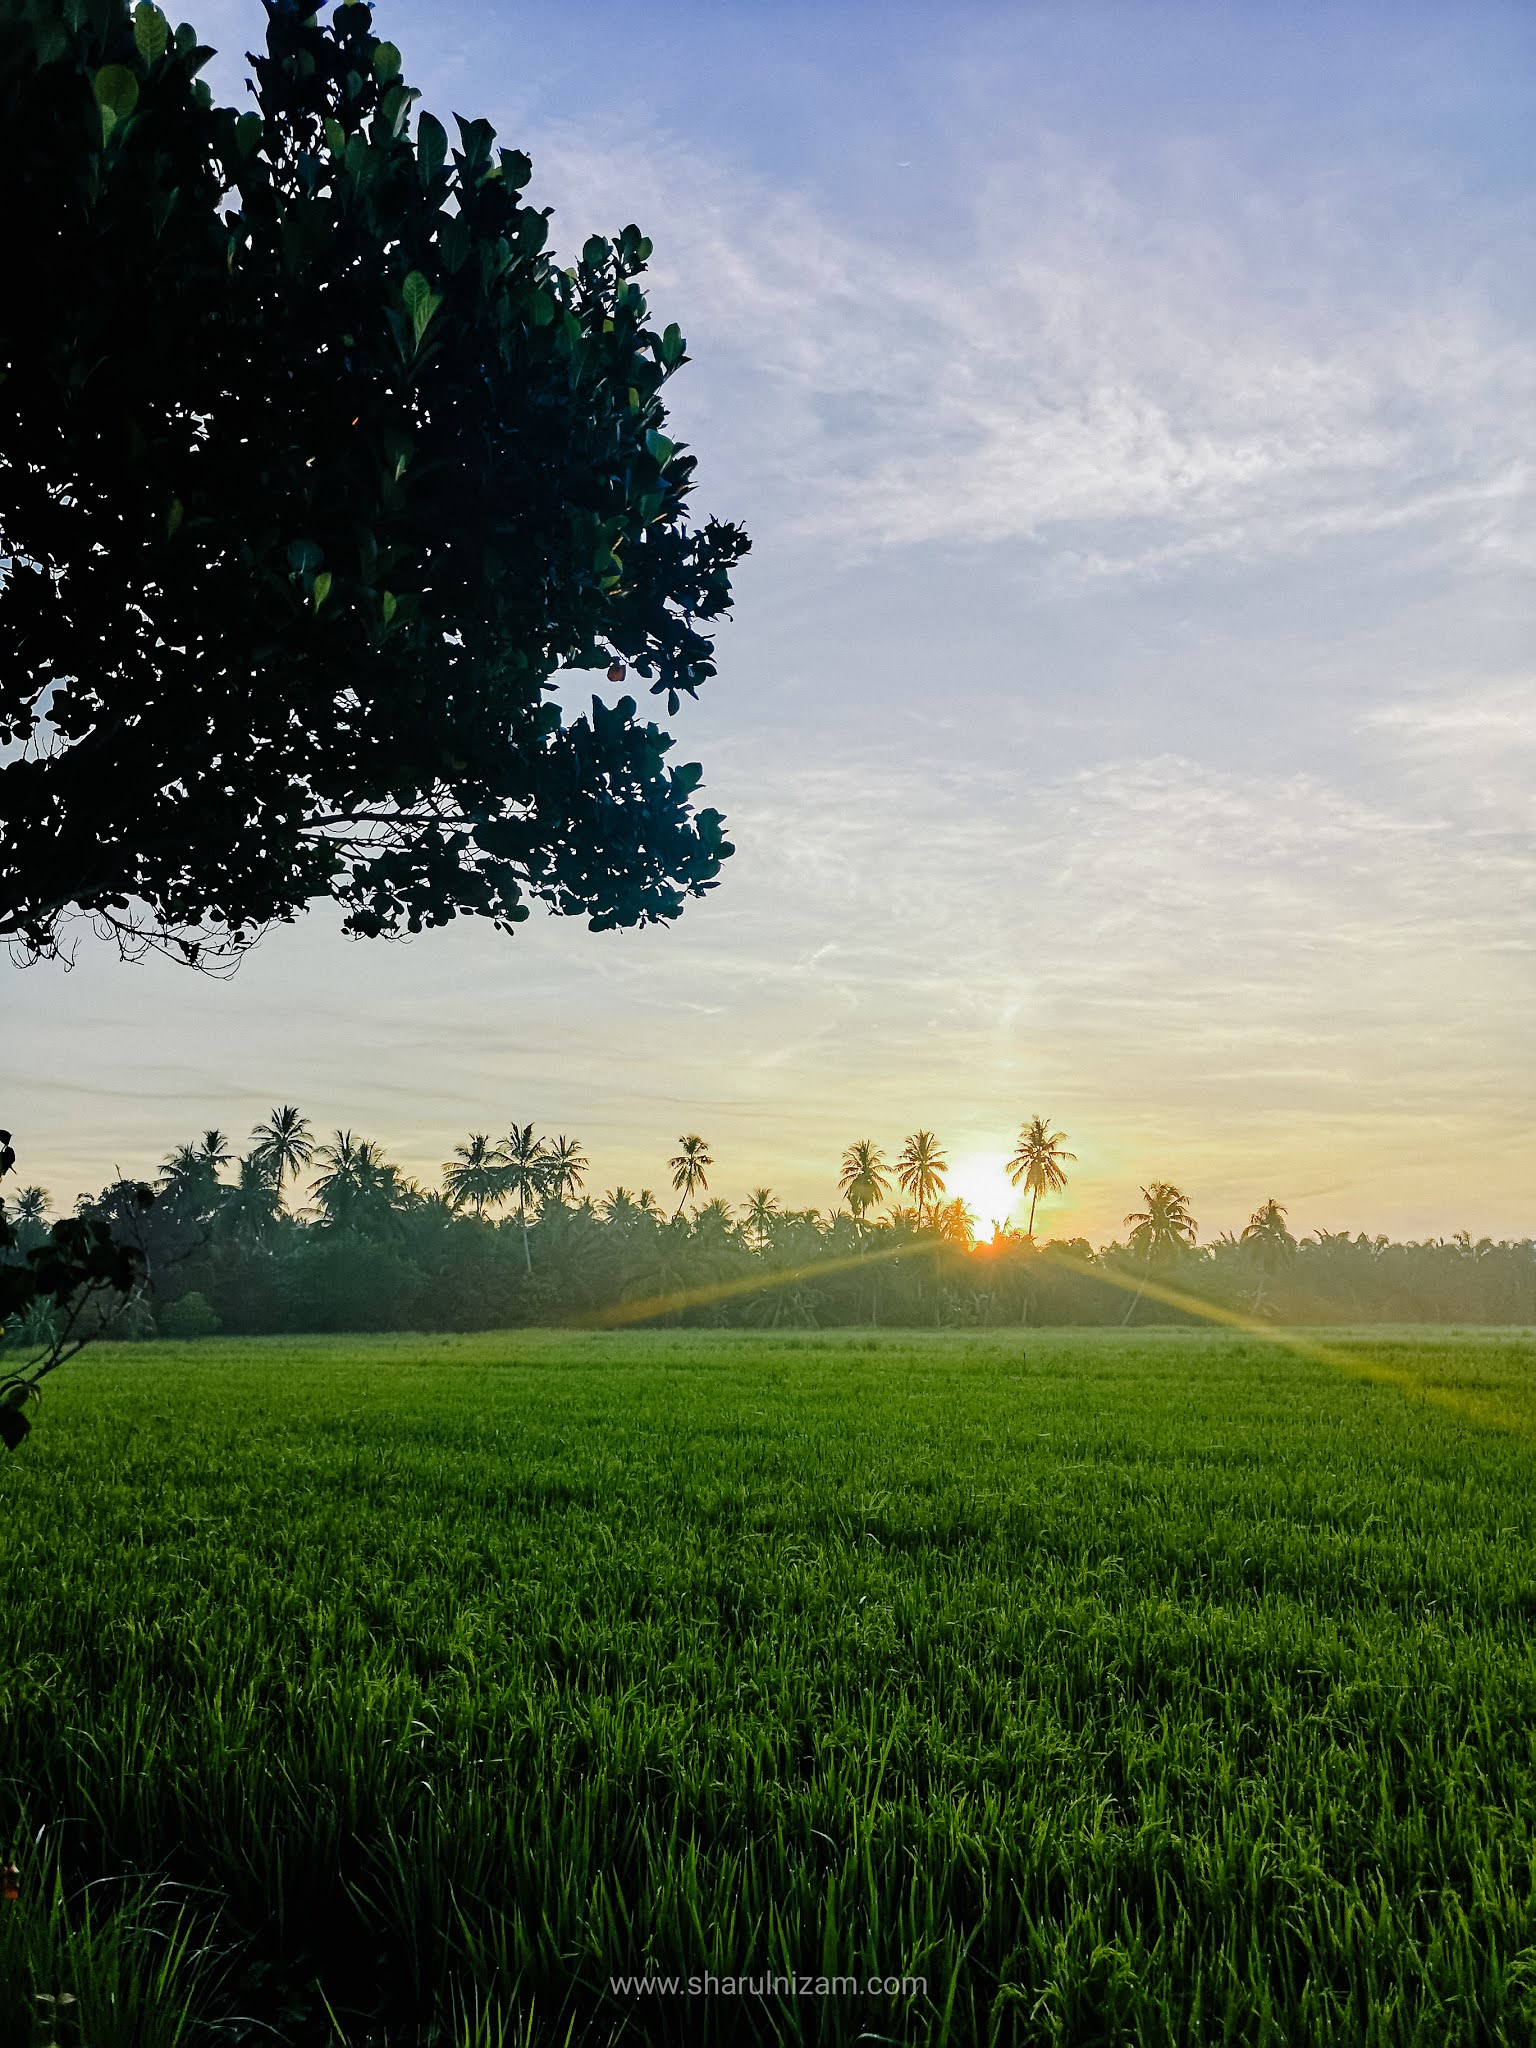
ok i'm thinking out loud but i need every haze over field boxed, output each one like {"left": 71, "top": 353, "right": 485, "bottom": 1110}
{"left": 8, "top": 0, "right": 1534, "bottom": 1241}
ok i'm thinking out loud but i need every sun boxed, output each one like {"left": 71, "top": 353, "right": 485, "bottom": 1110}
{"left": 944, "top": 1155, "right": 1021, "bottom": 1243}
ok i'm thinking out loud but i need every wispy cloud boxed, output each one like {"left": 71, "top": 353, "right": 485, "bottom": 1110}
{"left": 521, "top": 121, "right": 1536, "bottom": 579}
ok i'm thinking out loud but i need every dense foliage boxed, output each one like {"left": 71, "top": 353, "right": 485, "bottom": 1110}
{"left": 0, "top": 0, "right": 747, "bottom": 963}
{"left": 9, "top": 1108, "right": 1531, "bottom": 1340}
{"left": 2, "top": 1328, "right": 1533, "bottom": 2044}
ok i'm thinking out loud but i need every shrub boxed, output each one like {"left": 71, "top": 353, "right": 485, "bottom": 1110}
{"left": 158, "top": 1292, "right": 221, "bottom": 1340}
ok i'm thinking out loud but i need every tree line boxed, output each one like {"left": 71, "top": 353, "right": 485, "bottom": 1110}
{"left": 4, "top": 1110, "right": 1532, "bottom": 1339}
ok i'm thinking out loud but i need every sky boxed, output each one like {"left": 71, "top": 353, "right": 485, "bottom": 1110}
{"left": 7, "top": 0, "right": 1535, "bottom": 1242}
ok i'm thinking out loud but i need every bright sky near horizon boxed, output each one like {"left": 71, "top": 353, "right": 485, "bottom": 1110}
{"left": 7, "top": 0, "right": 1534, "bottom": 1243}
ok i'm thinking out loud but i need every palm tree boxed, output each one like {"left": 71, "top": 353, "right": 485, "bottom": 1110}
{"left": 544, "top": 1135, "right": 589, "bottom": 1205}
{"left": 442, "top": 1133, "right": 506, "bottom": 1219}
{"left": 159, "top": 1133, "right": 229, "bottom": 1224}
{"left": 249, "top": 1106, "right": 314, "bottom": 1206}
{"left": 7, "top": 1185, "right": 49, "bottom": 1254}
{"left": 933, "top": 1197, "right": 976, "bottom": 1248}
{"left": 1241, "top": 1197, "right": 1297, "bottom": 1311}
{"left": 1125, "top": 1181, "right": 1198, "bottom": 1261}
{"left": 744, "top": 1187, "right": 780, "bottom": 1251}
{"left": 692, "top": 1198, "right": 736, "bottom": 1244}
{"left": 837, "top": 1140, "right": 891, "bottom": 1231}
{"left": 601, "top": 1186, "right": 640, "bottom": 1228}
{"left": 896, "top": 1130, "right": 948, "bottom": 1227}
{"left": 1121, "top": 1180, "right": 1198, "bottom": 1324}
{"left": 159, "top": 1142, "right": 204, "bottom": 1187}
{"left": 1007, "top": 1117, "right": 1076, "bottom": 1237}
{"left": 309, "top": 1129, "right": 363, "bottom": 1225}
{"left": 669, "top": 1135, "right": 712, "bottom": 1217}
{"left": 311, "top": 1134, "right": 416, "bottom": 1237}
{"left": 502, "top": 1122, "right": 550, "bottom": 1271}
{"left": 221, "top": 1150, "right": 283, "bottom": 1245}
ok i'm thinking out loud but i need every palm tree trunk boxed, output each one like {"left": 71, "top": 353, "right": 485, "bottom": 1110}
{"left": 520, "top": 1196, "right": 532, "bottom": 1273}
{"left": 1028, "top": 1186, "right": 1039, "bottom": 1237}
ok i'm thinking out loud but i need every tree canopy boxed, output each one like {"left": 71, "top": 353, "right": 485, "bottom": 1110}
{"left": 0, "top": 0, "right": 749, "bottom": 964}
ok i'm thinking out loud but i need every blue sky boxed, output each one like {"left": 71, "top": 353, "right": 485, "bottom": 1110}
{"left": 8, "top": 0, "right": 1534, "bottom": 1239}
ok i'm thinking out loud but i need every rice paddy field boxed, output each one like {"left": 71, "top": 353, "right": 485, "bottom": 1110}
{"left": 1, "top": 1326, "right": 1534, "bottom": 2047}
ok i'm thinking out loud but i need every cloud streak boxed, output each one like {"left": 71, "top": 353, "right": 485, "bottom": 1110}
{"left": 525, "top": 124, "right": 1536, "bottom": 579}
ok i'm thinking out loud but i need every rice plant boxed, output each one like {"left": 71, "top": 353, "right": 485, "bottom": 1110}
{"left": 0, "top": 1327, "right": 1532, "bottom": 2043}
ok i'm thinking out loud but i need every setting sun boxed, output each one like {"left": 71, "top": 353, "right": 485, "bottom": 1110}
{"left": 945, "top": 1157, "right": 1022, "bottom": 1243}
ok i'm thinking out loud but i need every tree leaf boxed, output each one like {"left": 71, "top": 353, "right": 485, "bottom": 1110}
{"left": 133, "top": 4, "right": 168, "bottom": 62}
{"left": 416, "top": 112, "right": 446, "bottom": 183}
{"left": 311, "top": 571, "right": 332, "bottom": 610}
{"left": 402, "top": 270, "right": 442, "bottom": 347}
{"left": 372, "top": 41, "right": 402, "bottom": 82}
{"left": 93, "top": 66, "right": 140, "bottom": 122}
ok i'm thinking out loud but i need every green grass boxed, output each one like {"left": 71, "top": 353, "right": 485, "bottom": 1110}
{"left": 2, "top": 1326, "right": 1535, "bottom": 2046}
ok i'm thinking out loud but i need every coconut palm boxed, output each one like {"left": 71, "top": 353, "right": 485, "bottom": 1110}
{"left": 309, "top": 1129, "right": 363, "bottom": 1224}
{"left": 159, "top": 1143, "right": 204, "bottom": 1189}
{"left": 896, "top": 1130, "right": 948, "bottom": 1227}
{"left": 249, "top": 1106, "right": 314, "bottom": 1205}
{"left": 544, "top": 1135, "right": 589, "bottom": 1205}
{"left": 837, "top": 1140, "right": 891, "bottom": 1230}
{"left": 442, "top": 1133, "right": 505, "bottom": 1220}
{"left": 1125, "top": 1181, "right": 1198, "bottom": 1262}
{"left": 692, "top": 1198, "right": 736, "bottom": 1245}
{"left": 1007, "top": 1117, "right": 1077, "bottom": 1237}
{"left": 1120, "top": 1180, "right": 1197, "bottom": 1324}
{"left": 933, "top": 1197, "right": 977, "bottom": 1249}
{"left": 600, "top": 1186, "right": 640, "bottom": 1228}
{"left": 502, "top": 1122, "right": 550, "bottom": 1271}
{"left": 221, "top": 1150, "right": 283, "bottom": 1245}
{"left": 669, "top": 1135, "right": 713, "bottom": 1217}
{"left": 1241, "top": 1197, "right": 1297, "bottom": 1310}
{"left": 11, "top": 1186, "right": 47, "bottom": 1225}
{"left": 311, "top": 1134, "right": 416, "bottom": 1236}
{"left": 744, "top": 1187, "right": 780, "bottom": 1251}
{"left": 159, "top": 1132, "right": 230, "bottom": 1224}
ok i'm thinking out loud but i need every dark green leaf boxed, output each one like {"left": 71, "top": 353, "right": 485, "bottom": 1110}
{"left": 133, "top": 4, "right": 168, "bottom": 62}
{"left": 417, "top": 112, "right": 447, "bottom": 183}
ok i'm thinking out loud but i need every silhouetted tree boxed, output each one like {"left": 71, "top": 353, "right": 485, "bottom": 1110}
{"left": 502, "top": 1124, "right": 550, "bottom": 1271}
{"left": 1121, "top": 1180, "right": 1198, "bottom": 1323}
{"left": 543, "top": 1137, "right": 589, "bottom": 1205}
{"left": 443, "top": 1134, "right": 506, "bottom": 1221}
{"left": 896, "top": 1131, "right": 947, "bottom": 1227}
{"left": 219, "top": 1152, "right": 283, "bottom": 1247}
{"left": 837, "top": 1141, "right": 890, "bottom": 1231}
{"left": 669, "top": 1135, "right": 712, "bottom": 1217}
{"left": 1, "top": 0, "right": 748, "bottom": 966}
{"left": 1008, "top": 1117, "right": 1076, "bottom": 1237}
{"left": 1240, "top": 1198, "right": 1297, "bottom": 1312}
{"left": 249, "top": 1107, "right": 314, "bottom": 1206}
{"left": 744, "top": 1187, "right": 780, "bottom": 1250}
{"left": 933, "top": 1197, "right": 977, "bottom": 1249}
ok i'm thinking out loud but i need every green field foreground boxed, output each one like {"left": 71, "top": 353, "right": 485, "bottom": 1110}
{"left": 2, "top": 1328, "right": 1535, "bottom": 2047}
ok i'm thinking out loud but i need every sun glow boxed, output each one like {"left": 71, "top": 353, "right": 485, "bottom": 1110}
{"left": 944, "top": 1156, "right": 1022, "bottom": 1244}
